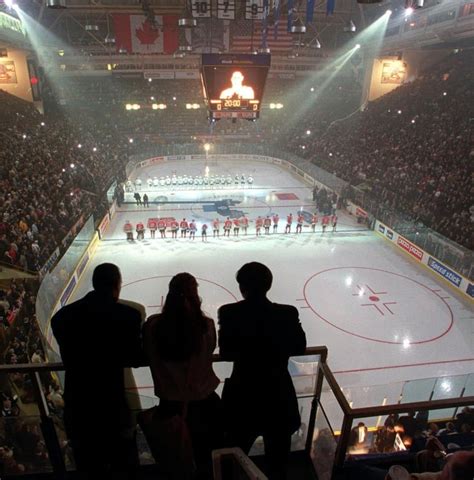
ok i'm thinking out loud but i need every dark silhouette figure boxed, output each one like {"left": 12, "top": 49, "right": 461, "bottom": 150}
{"left": 51, "top": 263, "right": 143, "bottom": 478}
{"left": 218, "top": 262, "right": 306, "bottom": 480}
{"left": 143, "top": 273, "right": 222, "bottom": 479}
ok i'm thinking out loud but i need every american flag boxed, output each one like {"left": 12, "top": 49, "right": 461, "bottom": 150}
{"left": 231, "top": 18, "right": 293, "bottom": 54}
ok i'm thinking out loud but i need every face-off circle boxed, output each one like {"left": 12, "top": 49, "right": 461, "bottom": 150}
{"left": 122, "top": 275, "right": 238, "bottom": 319}
{"left": 303, "top": 267, "right": 453, "bottom": 345}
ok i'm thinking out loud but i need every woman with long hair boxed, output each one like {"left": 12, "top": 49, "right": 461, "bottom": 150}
{"left": 143, "top": 273, "right": 221, "bottom": 478}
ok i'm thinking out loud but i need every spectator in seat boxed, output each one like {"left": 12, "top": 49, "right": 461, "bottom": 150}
{"left": 51, "top": 263, "right": 143, "bottom": 478}
{"left": 143, "top": 272, "right": 222, "bottom": 479}
{"left": 218, "top": 262, "right": 307, "bottom": 480}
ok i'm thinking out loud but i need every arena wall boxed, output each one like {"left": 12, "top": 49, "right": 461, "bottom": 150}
{"left": 0, "top": 42, "right": 33, "bottom": 103}
{"left": 375, "top": 220, "right": 474, "bottom": 300}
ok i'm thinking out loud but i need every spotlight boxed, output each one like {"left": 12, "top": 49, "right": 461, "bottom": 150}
{"left": 40, "top": 122, "right": 45, "bottom": 126}
{"left": 355, "top": 44, "right": 361, "bottom": 49}
{"left": 344, "top": 20, "right": 356, "bottom": 33}
{"left": 77, "top": 143, "right": 82, "bottom": 148}
{"left": 310, "top": 87, "right": 315, "bottom": 92}
{"left": 386, "top": 9, "right": 393, "bottom": 15}
{"left": 4, "top": 0, "right": 14, "bottom": 8}
{"left": 405, "top": 7, "right": 414, "bottom": 15}
{"left": 173, "top": 96, "right": 177, "bottom": 101}
{"left": 93, "top": 147, "right": 97, "bottom": 152}
{"left": 129, "top": 138, "right": 134, "bottom": 143}
{"left": 22, "top": 134, "right": 26, "bottom": 139}
{"left": 204, "top": 143, "right": 211, "bottom": 152}
{"left": 148, "top": 78, "right": 152, "bottom": 82}
{"left": 70, "top": 163, "right": 75, "bottom": 169}
{"left": 46, "top": 0, "right": 67, "bottom": 8}
{"left": 306, "top": 130, "right": 311, "bottom": 135}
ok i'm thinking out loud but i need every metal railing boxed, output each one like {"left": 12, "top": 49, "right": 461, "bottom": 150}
{"left": 1, "top": 346, "right": 473, "bottom": 478}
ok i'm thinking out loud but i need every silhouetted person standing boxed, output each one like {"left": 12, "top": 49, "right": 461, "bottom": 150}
{"left": 218, "top": 262, "right": 306, "bottom": 480}
{"left": 51, "top": 263, "right": 143, "bottom": 478}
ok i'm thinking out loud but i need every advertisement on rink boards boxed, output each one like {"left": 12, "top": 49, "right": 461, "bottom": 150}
{"left": 375, "top": 220, "right": 472, "bottom": 299}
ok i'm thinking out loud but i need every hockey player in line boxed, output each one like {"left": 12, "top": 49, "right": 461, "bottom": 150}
{"left": 296, "top": 213, "right": 304, "bottom": 234}
{"left": 311, "top": 213, "right": 318, "bottom": 233}
{"left": 189, "top": 220, "right": 197, "bottom": 240}
{"left": 273, "top": 214, "right": 279, "bottom": 233}
{"left": 331, "top": 214, "right": 338, "bottom": 232}
{"left": 202, "top": 223, "right": 208, "bottom": 242}
{"left": 321, "top": 215, "right": 330, "bottom": 233}
{"left": 133, "top": 192, "right": 142, "bottom": 206}
{"left": 255, "top": 216, "right": 263, "bottom": 236}
{"left": 124, "top": 220, "right": 134, "bottom": 241}
{"left": 136, "top": 221, "right": 145, "bottom": 241}
{"left": 158, "top": 218, "right": 166, "bottom": 239}
{"left": 170, "top": 219, "right": 179, "bottom": 239}
{"left": 264, "top": 216, "right": 271, "bottom": 235}
{"left": 143, "top": 193, "right": 149, "bottom": 208}
{"left": 213, "top": 218, "right": 220, "bottom": 238}
{"left": 233, "top": 218, "right": 240, "bottom": 237}
{"left": 285, "top": 213, "right": 293, "bottom": 234}
{"left": 241, "top": 215, "right": 248, "bottom": 235}
{"left": 180, "top": 218, "right": 188, "bottom": 238}
{"left": 148, "top": 218, "right": 157, "bottom": 239}
{"left": 224, "top": 218, "right": 232, "bottom": 237}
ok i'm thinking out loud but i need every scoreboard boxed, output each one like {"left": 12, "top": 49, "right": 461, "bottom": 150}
{"left": 201, "top": 53, "right": 271, "bottom": 120}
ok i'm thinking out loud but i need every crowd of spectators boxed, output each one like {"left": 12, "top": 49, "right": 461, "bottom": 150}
{"left": 294, "top": 49, "right": 474, "bottom": 250}
{"left": 0, "top": 89, "right": 134, "bottom": 272}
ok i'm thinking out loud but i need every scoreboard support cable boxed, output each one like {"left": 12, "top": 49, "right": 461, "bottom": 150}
{"left": 201, "top": 53, "right": 271, "bottom": 121}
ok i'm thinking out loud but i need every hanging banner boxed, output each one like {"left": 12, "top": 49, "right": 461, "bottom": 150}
{"left": 287, "top": 0, "right": 294, "bottom": 31}
{"left": 113, "top": 14, "right": 178, "bottom": 54}
{"left": 217, "top": 0, "right": 235, "bottom": 19}
{"left": 261, "top": 0, "right": 269, "bottom": 48}
{"left": 326, "top": 0, "right": 336, "bottom": 15}
{"left": 246, "top": 0, "right": 264, "bottom": 20}
{"left": 274, "top": 0, "right": 281, "bottom": 39}
{"left": 306, "top": 0, "right": 315, "bottom": 23}
{"left": 191, "top": 0, "right": 211, "bottom": 18}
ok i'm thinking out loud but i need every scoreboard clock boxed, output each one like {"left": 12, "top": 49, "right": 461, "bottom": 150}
{"left": 201, "top": 53, "right": 271, "bottom": 120}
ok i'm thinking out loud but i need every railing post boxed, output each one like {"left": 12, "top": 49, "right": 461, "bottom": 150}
{"left": 32, "top": 371, "right": 66, "bottom": 477}
{"left": 333, "top": 414, "right": 352, "bottom": 470}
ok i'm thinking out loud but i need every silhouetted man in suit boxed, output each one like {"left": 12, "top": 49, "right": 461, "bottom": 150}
{"left": 51, "top": 263, "right": 143, "bottom": 478}
{"left": 218, "top": 262, "right": 306, "bottom": 480}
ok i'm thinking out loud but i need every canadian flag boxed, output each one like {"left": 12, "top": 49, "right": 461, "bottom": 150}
{"left": 113, "top": 14, "right": 178, "bottom": 54}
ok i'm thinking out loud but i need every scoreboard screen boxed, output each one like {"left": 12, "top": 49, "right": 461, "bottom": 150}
{"left": 201, "top": 53, "right": 271, "bottom": 120}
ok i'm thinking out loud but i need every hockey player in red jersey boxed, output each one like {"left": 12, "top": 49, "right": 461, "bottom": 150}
{"left": 170, "top": 219, "right": 179, "bottom": 239}
{"left": 311, "top": 213, "right": 318, "bottom": 233}
{"left": 158, "top": 218, "right": 166, "bottom": 238}
{"left": 189, "top": 220, "right": 197, "bottom": 240}
{"left": 264, "top": 216, "right": 271, "bottom": 235}
{"left": 233, "top": 218, "right": 240, "bottom": 237}
{"left": 224, "top": 217, "right": 232, "bottom": 237}
{"left": 147, "top": 218, "right": 157, "bottom": 239}
{"left": 124, "top": 220, "right": 133, "bottom": 241}
{"left": 255, "top": 216, "right": 263, "bottom": 236}
{"left": 296, "top": 213, "right": 304, "bottom": 234}
{"left": 136, "top": 221, "right": 145, "bottom": 241}
{"left": 180, "top": 218, "right": 188, "bottom": 238}
{"left": 241, "top": 215, "right": 249, "bottom": 235}
{"left": 213, "top": 218, "right": 220, "bottom": 238}
{"left": 285, "top": 213, "right": 293, "bottom": 234}
{"left": 272, "top": 214, "right": 279, "bottom": 233}
{"left": 322, "top": 214, "right": 330, "bottom": 233}
{"left": 331, "top": 214, "right": 338, "bottom": 232}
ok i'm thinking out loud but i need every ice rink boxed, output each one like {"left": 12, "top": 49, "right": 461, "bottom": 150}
{"left": 69, "top": 158, "right": 474, "bottom": 407}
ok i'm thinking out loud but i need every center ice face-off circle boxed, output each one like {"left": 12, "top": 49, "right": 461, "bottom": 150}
{"left": 303, "top": 267, "right": 453, "bottom": 345}
{"left": 121, "top": 275, "right": 238, "bottom": 319}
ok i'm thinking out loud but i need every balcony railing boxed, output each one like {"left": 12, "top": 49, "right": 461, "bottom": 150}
{"left": 0, "top": 346, "right": 473, "bottom": 478}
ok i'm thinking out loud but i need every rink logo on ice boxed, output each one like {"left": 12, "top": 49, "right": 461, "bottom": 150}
{"left": 378, "top": 224, "right": 385, "bottom": 234}
{"left": 467, "top": 283, "right": 474, "bottom": 298}
{"left": 427, "top": 257, "right": 462, "bottom": 287}
{"left": 386, "top": 230, "right": 394, "bottom": 240}
{"left": 397, "top": 236, "right": 423, "bottom": 261}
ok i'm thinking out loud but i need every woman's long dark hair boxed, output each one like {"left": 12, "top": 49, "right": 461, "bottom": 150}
{"left": 154, "top": 273, "right": 208, "bottom": 361}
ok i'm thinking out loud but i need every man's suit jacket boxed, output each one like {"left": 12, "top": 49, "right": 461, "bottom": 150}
{"left": 51, "top": 291, "right": 143, "bottom": 433}
{"left": 218, "top": 297, "right": 306, "bottom": 434}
